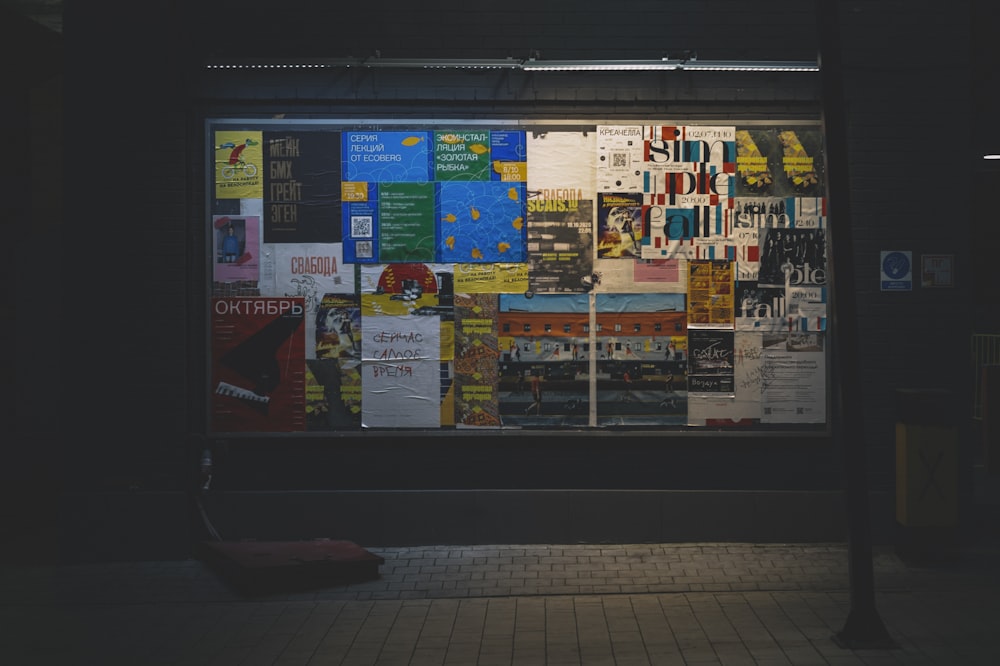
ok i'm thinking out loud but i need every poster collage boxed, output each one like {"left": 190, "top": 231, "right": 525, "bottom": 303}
{"left": 209, "top": 123, "right": 827, "bottom": 432}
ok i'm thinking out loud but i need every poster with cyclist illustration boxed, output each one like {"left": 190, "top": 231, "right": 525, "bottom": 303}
{"left": 214, "top": 131, "right": 263, "bottom": 200}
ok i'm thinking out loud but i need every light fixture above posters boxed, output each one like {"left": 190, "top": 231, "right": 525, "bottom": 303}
{"left": 203, "top": 57, "right": 820, "bottom": 73}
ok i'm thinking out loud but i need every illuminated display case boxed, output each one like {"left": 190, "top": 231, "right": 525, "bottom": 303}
{"left": 205, "top": 119, "right": 828, "bottom": 434}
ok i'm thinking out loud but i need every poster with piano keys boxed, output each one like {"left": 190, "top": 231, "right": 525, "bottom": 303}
{"left": 210, "top": 297, "right": 307, "bottom": 432}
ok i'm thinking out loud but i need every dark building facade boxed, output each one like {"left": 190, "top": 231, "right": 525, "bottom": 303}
{"left": 6, "top": 1, "right": 995, "bottom": 563}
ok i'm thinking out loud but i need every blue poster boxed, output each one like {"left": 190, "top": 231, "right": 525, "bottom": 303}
{"left": 343, "top": 131, "right": 433, "bottom": 182}
{"left": 438, "top": 181, "right": 527, "bottom": 263}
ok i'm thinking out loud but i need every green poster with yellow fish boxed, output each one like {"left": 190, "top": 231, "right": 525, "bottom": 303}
{"left": 434, "top": 130, "right": 491, "bottom": 181}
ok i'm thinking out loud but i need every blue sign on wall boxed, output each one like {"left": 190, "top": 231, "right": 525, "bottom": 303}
{"left": 880, "top": 250, "right": 912, "bottom": 291}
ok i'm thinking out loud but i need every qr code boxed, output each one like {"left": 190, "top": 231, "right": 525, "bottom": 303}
{"left": 351, "top": 215, "right": 373, "bottom": 239}
{"left": 355, "top": 241, "right": 373, "bottom": 259}
{"left": 612, "top": 152, "right": 628, "bottom": 168}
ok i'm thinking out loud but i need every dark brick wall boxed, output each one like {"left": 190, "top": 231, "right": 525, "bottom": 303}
{"left": 193, "top": 0, "right": 819, "bottom": 62}
{"left": 830, "top": 2, "right": 974, "bottom": 489}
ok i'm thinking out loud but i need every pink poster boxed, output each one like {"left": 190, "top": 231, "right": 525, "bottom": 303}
{"left": 213, "top": 215, "right": 260, "bottom": 283}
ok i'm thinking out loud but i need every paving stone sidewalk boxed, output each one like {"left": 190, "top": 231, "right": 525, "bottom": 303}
{"left": 2, "top": 542, "right": 998, "bottom": 665}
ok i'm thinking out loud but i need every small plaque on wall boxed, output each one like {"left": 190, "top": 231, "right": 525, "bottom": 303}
{"left": 880, "top": 250, "right": 912, "bottom": 291}
{"left": 921, "top": 254, "right": 955, "bottom": 288}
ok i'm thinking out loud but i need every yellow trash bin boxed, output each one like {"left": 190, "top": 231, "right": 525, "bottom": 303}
{"left": 895, "top": 421, "right": 958, "bottom": 526}
{"left": 894, "top": 389, "right": 960, "bottom": 562}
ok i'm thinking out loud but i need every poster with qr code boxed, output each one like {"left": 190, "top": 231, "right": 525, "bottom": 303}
{"left": 596, "top": 125, "right": 643, "bottom": 192}
{"left": 342, "top": 183, "right": 378, "bottom": 263}
{"left": 351, "top": 215, "right": 373, "bottom": 239}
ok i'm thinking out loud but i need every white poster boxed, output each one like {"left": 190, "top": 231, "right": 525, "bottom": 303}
{"left": 596, "top": 125, "right": 644, "bottom": 192}
{"left": 760, "top": 332, "right": 826, "bottom": 423}
{"left": 361, "top": 314, "right": 441, "bottom": 428}
{"left": 528, "top": 129, "right": 596, "bottom": 192}
{"left": 267, "top": 243, "right": 354, "bottom": 359}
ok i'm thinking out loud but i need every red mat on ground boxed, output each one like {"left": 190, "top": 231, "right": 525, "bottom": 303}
{"left": 200, "top": 539, "right": 384, "bottom": 594}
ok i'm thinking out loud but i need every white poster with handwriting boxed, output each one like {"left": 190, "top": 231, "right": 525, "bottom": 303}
{"left": 361, "top": 314, "right": 441, "bottom": 428}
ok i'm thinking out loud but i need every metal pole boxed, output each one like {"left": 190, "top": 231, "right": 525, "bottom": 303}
{"left": 817, "top": 1, "right": 897, "bottom": 649}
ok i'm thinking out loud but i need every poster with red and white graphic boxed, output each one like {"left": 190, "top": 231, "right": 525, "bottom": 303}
{"left": 638, "top": 125, "right": 736, "bottom": 261}
{"left": 270, "top": 243, "right": 355, "bottom": 359}
{"left": 211, "top": 297, "right": 306, "bottom": 432}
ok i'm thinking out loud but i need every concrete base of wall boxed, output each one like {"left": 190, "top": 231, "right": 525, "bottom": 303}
{"left": 53, "top": 489, "right": 897, "bottom": 563}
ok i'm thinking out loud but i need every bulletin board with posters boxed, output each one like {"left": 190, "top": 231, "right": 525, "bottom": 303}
{"left": 205, "top": 119, "right": 829, "bottom": 434}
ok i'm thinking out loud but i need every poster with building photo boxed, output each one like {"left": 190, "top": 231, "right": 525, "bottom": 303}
{"left": 497, "top": 293, "right": 591, "bottom": 427}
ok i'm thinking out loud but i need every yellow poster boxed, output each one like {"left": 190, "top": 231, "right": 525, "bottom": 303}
{"left": 214, "top": 131, "right": 263, "bottom": 199}
{"left": 453, "top": 263, "right": 528, "bottom": 293}
{"left": 687, "top": 259, "right": 734, "bottom": 327}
